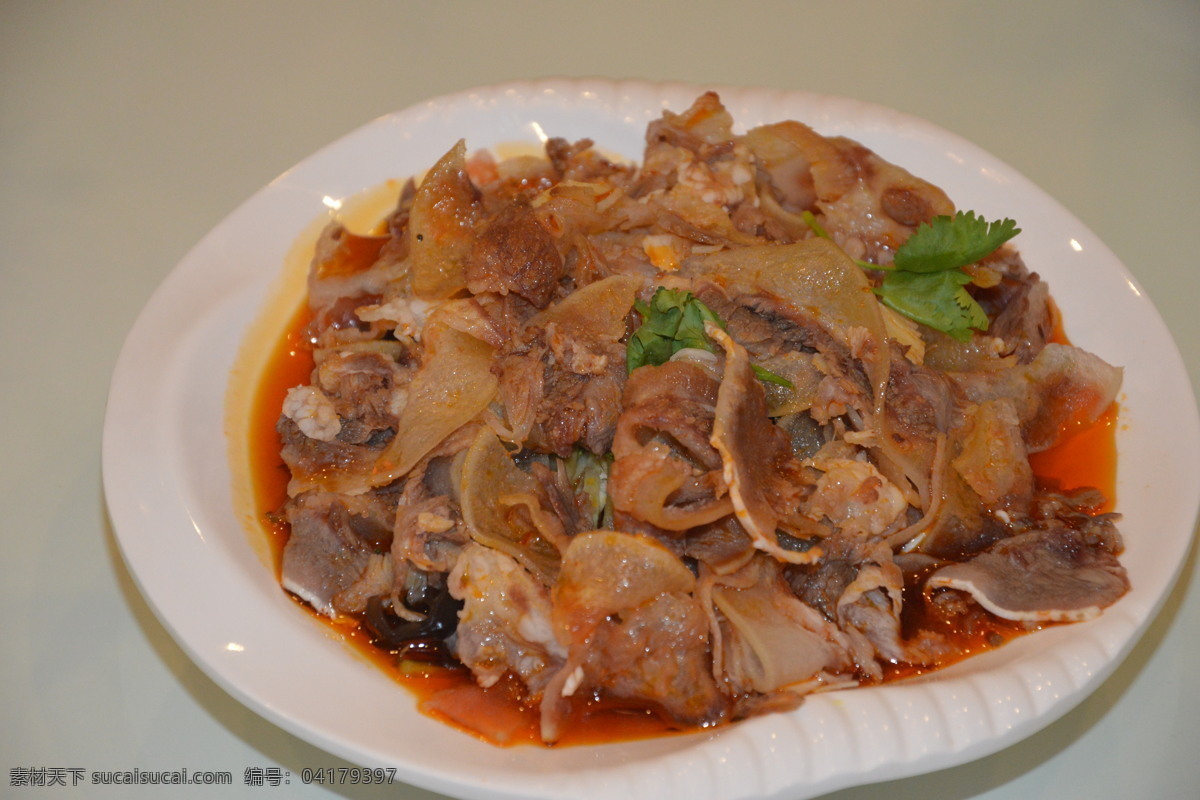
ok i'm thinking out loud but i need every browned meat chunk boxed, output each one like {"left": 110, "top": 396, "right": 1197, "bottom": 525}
{"left": 466, "top": 197, "right": 565, "bottom": 308}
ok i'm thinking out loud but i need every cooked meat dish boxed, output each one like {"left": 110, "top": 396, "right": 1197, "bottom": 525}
{"left": 270, "top": 93, "right": 1127, "bottom": 744}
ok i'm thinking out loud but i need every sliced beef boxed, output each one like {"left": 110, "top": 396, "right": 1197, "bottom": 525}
{"left": 926, "top": 520, "right": 1128, "bottom": 622}
{"left": 448, "top": 543, "right": 566, "bottom": 694}
{"left": 546, "top": 531, "right": 727, "bottom": 739}
{"left": 280, "top": 491, "right": 395, "bottom": 616}
{"left": 986, "top": 275, "right": 1053, "bottom": 364}
{"left": 609, "top": 360, "right": 731, "bottom": 532}
{"left": 709, "top": 326, "right": 815, "bottom": 563}
{"left": 576, "top": 592, "right": 728, "bottom": 726}
{"left": 713, "top": 556, "right": 854, "bottom": 694}
{"left": 527, "top": 368, "right": 623, "bottom": 457}
{"left": 465, "top": 197, "right": 565, "bottom": 308}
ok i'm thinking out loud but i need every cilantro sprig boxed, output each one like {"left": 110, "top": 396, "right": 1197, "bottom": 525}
{"left": 626, "top": 287, "right": 792, "bottom": 387}
{"left": 627, "top": 287, "right": 725, "bottom": 371}
{"left": 877, "top": 269, "right": 989, "bottom": 339}
{"left": 804, "top": 209, "right": 1020, "bottom": 342}
{"left": 892, "top": 212, "right": 1020, "bottom": 274}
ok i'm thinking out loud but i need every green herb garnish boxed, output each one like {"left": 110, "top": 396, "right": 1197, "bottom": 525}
{"left": 750, "top": 363, "right": 795, "bottom": 388}
{"left": 875, "top": 269, "right": 990, "bottom": 339}
{"left": 892, "top": 211, "right": 1020, "bottom": 274}
{"left": 626, "top": 287, "right": 793, "bottom": 387}
{"left": 803, "top": 209, "right": 1020, "bottom": 342}
{"left": 626, "top": 287, "right": 725, "bottom": 372}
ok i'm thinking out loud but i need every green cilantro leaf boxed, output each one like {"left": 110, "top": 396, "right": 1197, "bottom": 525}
{"left": 626, "top": 287, "right": 793, "bottom": 387}
{"left": 804, "top": 207, "right": 1018, "bottom": 340}
{"left": 875, "top": 269, "right": 990, "bottom": 342}
{"left": 626, "top": 288, "right": 726, "bottom": 372}
{"left": 893, "top": 211, "right": 1020, "bottom": 274}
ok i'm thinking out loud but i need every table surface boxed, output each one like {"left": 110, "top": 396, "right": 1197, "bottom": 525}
{"left": 4, "top": 2, "right": 1198, "bottom": 798}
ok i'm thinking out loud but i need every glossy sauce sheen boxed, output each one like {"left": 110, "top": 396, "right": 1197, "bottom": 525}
{"left": 250, "top": 303, "right": 316, "bottom": 574}
{"left": 249, "top": 308, "right": 1119, "bottom": 746}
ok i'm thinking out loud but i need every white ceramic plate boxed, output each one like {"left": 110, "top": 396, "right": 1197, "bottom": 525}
{"left": 103, "top": 79, "right": 1200, "bottom": 800}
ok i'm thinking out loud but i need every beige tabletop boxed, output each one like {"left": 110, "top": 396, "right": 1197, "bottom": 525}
{"left": 4, "top": 2, "right": 1198, "bottom": 798}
